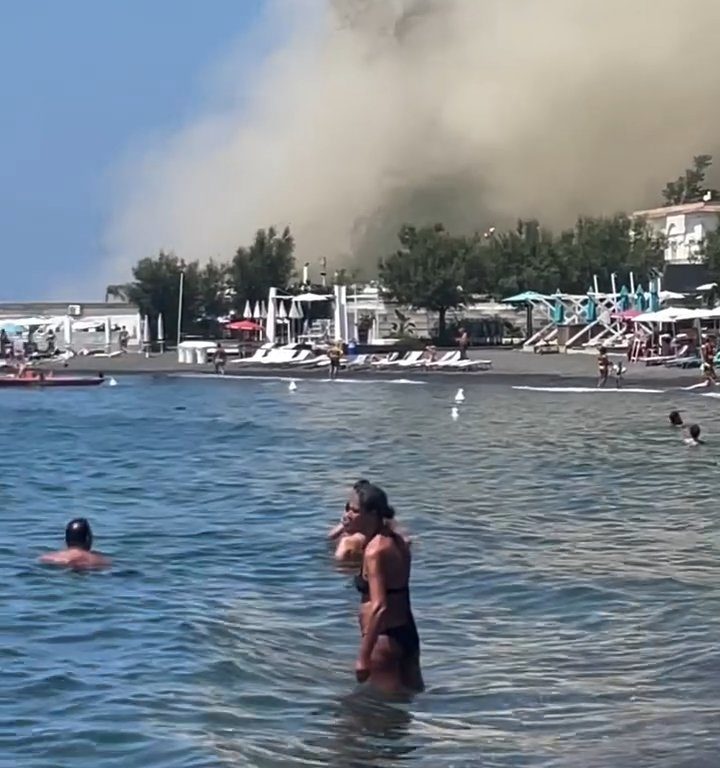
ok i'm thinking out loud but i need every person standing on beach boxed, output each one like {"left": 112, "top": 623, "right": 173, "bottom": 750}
{"left": 344, "top": 482, "right": 423, "bottom": 694}
{"left": 213, "top": 342, "right": 227, "bottom": 375}
{"left": 39, "top": 518, "right": 110, "bottom": 570}
{"left": 328, "top": 343, "right": 342, "bottom": 379}
{"left": 597, "top": 346, "right": 610, "bottom": 388}
{"left": 457, "top": 328, "right": 469, "bottom": 360}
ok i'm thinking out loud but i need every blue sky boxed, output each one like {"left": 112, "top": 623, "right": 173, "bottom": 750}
{"left": 0, "top": 0, "right": 269, "bottom": 301}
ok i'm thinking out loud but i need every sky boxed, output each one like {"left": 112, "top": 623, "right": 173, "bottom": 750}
{"left": 0, "top": 0, "right": 268, "bottom": 301}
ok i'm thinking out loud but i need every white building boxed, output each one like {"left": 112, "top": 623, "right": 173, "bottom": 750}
{"left": 633, "top": 201, "right": 720, "bottom": 264}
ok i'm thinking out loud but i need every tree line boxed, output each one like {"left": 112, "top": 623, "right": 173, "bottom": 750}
{"left": 111, "top": 156, "right": 718, "bottom": 342}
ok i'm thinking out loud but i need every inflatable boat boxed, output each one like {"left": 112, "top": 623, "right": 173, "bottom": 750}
{"left": 0, "top": 374, "right": 106, "bottom": 388}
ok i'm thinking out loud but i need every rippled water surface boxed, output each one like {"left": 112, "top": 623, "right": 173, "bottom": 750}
{"left": 1, "top": 375, "right": 719, "bottom": 767}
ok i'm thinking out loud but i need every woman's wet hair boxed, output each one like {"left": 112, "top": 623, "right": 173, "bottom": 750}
{"left": 690, "top": 424, "right": 701, "bottom": 439}
{"left": 352, "top": 478, "right": 370, "bottom": 491}
{"left": 669, "top": 410, "right": 683, "bottom": 426}
{"left": 65, "top": 518, "right": 93, "bottom": 550}
{"left": 356, "top": 482, "right": 395, "bottom": 520}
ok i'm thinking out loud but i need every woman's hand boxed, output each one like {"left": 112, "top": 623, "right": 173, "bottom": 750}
{"left": 355, "top": 656, "right": 371, "bottom": 683}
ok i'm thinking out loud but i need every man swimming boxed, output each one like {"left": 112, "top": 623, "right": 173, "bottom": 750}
{"left": 39, "top": 518, "right": 111, "bottom": 570}
{"left": 683, "top": 424, "right": 704, "bottom": 446}
{"left": 669, "top": 410, "right": 684, "bottom": 427}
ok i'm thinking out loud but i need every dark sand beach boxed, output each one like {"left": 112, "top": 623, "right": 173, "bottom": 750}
{"left": 43, "top": 349, "right": 706, "bottom": 388}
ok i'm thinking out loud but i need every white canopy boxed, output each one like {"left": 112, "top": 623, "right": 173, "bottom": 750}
{"left": 634, "top": 306, "right": 717, "bottom": 323}
{"left": 292, "top": 292, "right": 331, "bottom": 302}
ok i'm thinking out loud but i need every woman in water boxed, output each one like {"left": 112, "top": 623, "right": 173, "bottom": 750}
{"left": 683, "top": 423, "right": 705, "bottom": 446}
{"left": 329, "top": 479, "right": 412, "bottom": 563}
{"left": 39, "top": 518, "right": 111, "bottom": 569}
{"left": 669, "top": 410, "right": 684, "bottom": 427}
{"left": 328, "top": 479, "right": 371, "bottom": 562}
{"left": 343, "top": 482, "right": 423, "bottom": 694}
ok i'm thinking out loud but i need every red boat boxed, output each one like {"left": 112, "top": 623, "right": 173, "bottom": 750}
{"left": 0, "top": 373, "right": 106, "bottom": 388}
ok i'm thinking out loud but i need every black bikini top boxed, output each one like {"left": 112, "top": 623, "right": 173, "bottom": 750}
{"left": 354, "top": 531, "right": 410, "bottom": 596}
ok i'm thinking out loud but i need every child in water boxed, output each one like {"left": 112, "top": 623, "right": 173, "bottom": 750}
{"left": 683, "top": 424, "right": 704, "bottom": 446}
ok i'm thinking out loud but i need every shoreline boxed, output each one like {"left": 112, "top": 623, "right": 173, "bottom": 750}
{"left": 38, "top": 349, "right": 708, "bottom": 389}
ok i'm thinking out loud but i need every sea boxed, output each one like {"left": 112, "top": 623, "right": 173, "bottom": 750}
{"left": 1, "top": 374, "right": 718, "bottom": 768}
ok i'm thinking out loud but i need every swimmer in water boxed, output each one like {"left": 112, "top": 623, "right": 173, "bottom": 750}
{"left": 597, "top": 346, "right": 610, "bottom": 388}
{"left": 683, "top": 424, "right": 704, "bottom": 446}
{"left": 669, "top": 410, "right": 684, "bottom": 427}
{"left": 39, "top": 518, "right": 111, "bottom": 569}
{"left": 614, "top": 360, "right": 625, "bottom": 389}
{"left": 344, "top": 482, "right": 423, "bottom": 694}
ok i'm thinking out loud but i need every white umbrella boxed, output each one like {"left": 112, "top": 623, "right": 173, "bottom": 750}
{"left": 277, "top": 301, "right": 288, "bottom": 342}
{"left": 259, "top": 301, "right": 267, "bottom": 319}
{"left": 252, "top": 302, "right": 261, "bottom": 320}
{"left": 142, "top": 314, "right": 151, "bottom": 357}
{"left": 157, "top": 313, "right": 165, "bottom": 353}
{"left": 243, "top": 300, "right": 252, "bottom": 319}
{"left": 288, "top": 301, "right": 302, "bottom": 343}
{"left": 104, "top": 316, "right": 111, "bottom": 352}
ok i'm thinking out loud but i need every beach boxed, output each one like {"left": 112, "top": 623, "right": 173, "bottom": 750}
{"left": 46, "top": 348, "right": 704, "bottom": 388}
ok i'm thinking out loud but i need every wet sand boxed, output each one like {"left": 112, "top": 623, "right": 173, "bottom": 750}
{"left": 41, "top": 349, "right": 707, "bottom": 388}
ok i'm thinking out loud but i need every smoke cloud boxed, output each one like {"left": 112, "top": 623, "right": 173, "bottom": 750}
{"left": 100, "top": 0, "right": 720, "bottom": 287}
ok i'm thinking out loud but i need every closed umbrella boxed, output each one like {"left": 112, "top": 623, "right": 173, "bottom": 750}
{"left": 252, "top": 302, "right": 261, "bottom": 320}
{"left": 552, "top": 292, "right": 565, "bottom": 324}
{"left": 585, "top": 294, "right": 597, "bottom": 323}
{"left": 158, "top": 313, "right": 165, "bottom": 353}
{"left": 633, "top": 284, "right": 647, "bottom": 312}
{"left": 649, "top": 279, "right": 660, "bottom": 312}
{"left": 619, "top": 285, "right": 631, "bottom": 311}
{"left": 142, "top": 315, "right": 151, "bottom": 357}
{"left": 277, "top": 300, "right": 288, "bottom": 343}
{"left": 104, "top": 317, "right": 112, "bottom": 353}
{"left": 288, "top": 301, "right": 302, "bottom": 343}
{"left": 243, "top": 300, "right": 252, "bottom": 319}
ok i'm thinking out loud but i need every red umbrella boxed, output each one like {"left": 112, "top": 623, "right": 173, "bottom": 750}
{"left": 226, "top": 320, "right": 263, "bottom": 332}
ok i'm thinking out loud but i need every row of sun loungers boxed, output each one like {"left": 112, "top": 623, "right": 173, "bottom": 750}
{"left": 227, "top": 345, "right": 493, "bottom": 371}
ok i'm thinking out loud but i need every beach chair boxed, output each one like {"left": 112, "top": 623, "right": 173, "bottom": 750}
{"left": 443, "top": 356, "right": 493, "bottom": 371}
{"left": 394, "top": 351, "right": 425, "bottom": 368}
{"left": 345, "top": 354, "right": 370, "bottom": 369}
{"left": 424, "top": 351, "right": 460, "bottom": 369}
{"left": 230, "top": 344, "right": 273, "bottom": 365}
{"left": 371, "top": 352, "right": 403, "bottom": 368}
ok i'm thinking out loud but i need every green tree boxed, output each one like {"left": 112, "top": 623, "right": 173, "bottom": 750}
{"left": 125, "top": 251, "right": 201, "bottom": 344}
{"left": 196, "top": 259, "right": 230, "bottom": 320}
{"left": 379, "top": 223, "right": 476, "bottom": 340}
{"left": 229, "top": 226, "right": 295, "bottom": 308}
{"left": 662, "top": 154, "right": 716, "bottom": 205}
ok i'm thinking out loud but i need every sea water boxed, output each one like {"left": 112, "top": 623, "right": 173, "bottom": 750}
{"left": 0, "top": 376, "right": 718, "bottom": 768}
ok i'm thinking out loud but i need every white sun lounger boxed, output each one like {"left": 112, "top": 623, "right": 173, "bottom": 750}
{"left": 394, "top": 351, "right": 425, "bottom": 368}
{"left": 444, "top": 357, "right": 493, "bottom": 371}
{"left": 230, "top": 345, "right": 273, "bottom": 364}
{"left": 371, "top": 352, "right": 403, "bottom": 368}
{"left": 424, "top": 351, "right": 460, "bottom": 368}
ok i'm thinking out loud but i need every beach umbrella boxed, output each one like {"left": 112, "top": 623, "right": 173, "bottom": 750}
{"left": 648, "top": 279, "right": 660, "bottom": 312}
{"left": 243, "top": 300, "right": 252, "bottom": 319}
{"left": 157, "top": 313, "right": 165, "bottom": 353}
{"left": 288, "top": 301, "right": 302, "bottom": 343}
{"left": 501, "top": 291, "right": 549, "bottom": 303}
{"left": 259, "top": 301, "right": 267, "bottom": 319}
{"left": 277, "top": 300, "right": 288, "bottom": 342}
{"left": 104, "top": 316, "right": 112, "bottom": 352}
{"left": 252, "top": 302, "right": 261, "bottom": 320}
{"left": 292, "top": 292, "right": 331, "bottom": 302}
{"left": 551, "top": 292, "right": 565, "bottom": 324}
{"left": 585, "top": 294, "right": 597, "bottom": 323}
{"left": 618, "top": 285, "right": 630, "bottom": 311}
{"left": 633, "top": 284, "right": 647, "bottom": 312}
{"left": 142, "top": 315, "right": 151, "bottom": 357}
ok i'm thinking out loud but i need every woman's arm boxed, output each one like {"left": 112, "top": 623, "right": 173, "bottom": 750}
{"left": 356, "top": 549, "right": 388, "bottom": 681}
{"left": 328, "top": 522, "right": 345, "bottom": 540}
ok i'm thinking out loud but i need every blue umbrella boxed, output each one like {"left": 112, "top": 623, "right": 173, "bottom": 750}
{"left": 618, "top": 285, "right": 630, "bottom": 311}
{"left": 0, "top": 322, "right": 22, "bottom": 335}
{"left": 552, "top": 292, "right": 565, "bottom": 324}
{"left": 501, "top": 291, "right": 548, "bottom": 303}
{"left": 633, "top": 284, "right": 647, "bottom": 312}
{"left": 585, "top": 294, "right": 597, "bottom": 322}
{"left": 648, "top": 279, "right": 660, "bottom": 312}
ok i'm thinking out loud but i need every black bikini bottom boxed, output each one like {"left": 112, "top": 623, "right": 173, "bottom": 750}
{"left": 381, "top": 616, "right": 420, "bottom": 658}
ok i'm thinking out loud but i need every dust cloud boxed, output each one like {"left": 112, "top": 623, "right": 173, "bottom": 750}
{"left": 100, "top": 0, "right": 720, "bottom": 286}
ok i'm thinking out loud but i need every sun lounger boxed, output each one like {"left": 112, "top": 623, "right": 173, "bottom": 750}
{"left": 371, "top": 352, "right": 401, "bottom": 368}
{"left": 444, "top": 357, "right": 493, "bottom": 371}
{"left": 394, "top": 351, "right": 425, "bottom": 368}
{"left": 424, "top": 351, "right": 460, "bottom": 368}
{"left": 230, "top": 345, "right": 273, "bottom": 364}
{"left": 345, "top": 354, "right": 370, "bottom": 369}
